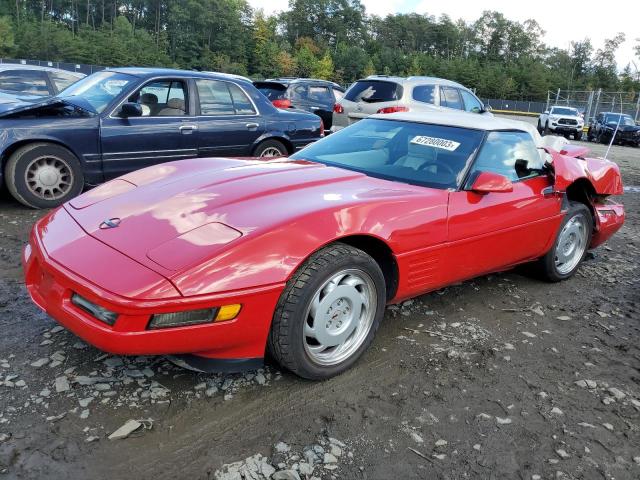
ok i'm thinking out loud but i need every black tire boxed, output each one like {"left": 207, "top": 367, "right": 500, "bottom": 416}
{"left": 253, "top": 139, "right": 288, "bottom": 158}
{"left": 537, "top": 121, "right": 543, "bottom": 134}
{"left": 574, "top": 131, "right": 582, "bottom": 141}
{"left": 544, "top": 122, "right": 550, "bottom": 135}
{"left": 268, "top": 243, "right": 386, "bottom": 380}
{"left": 587, "top": 128, "right": 594, "bottom": 142}
{"left": 537, "top": 202, "right": 593, "bottom": 282}
{"left": 5, "top": 143, "right": 84, "bottom": 209}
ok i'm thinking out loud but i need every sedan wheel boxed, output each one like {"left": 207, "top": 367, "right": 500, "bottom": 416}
{"left": 537, "top": 202, "right": 593, "bottom": 282}
{"left": 268, "top": 243, "right": 386, "bottom": 379}
{"left": 554, "top": 215, "right": 588, "bottom": 275}
{"left": 302, "top": 269, "right": 377, "bottom": 367}
{"left": 253, "top": 139, "right": 288, "bottom": 158}
{"left": 25, "top": 156, "right": 74, "bottom": 201}
{"left": 5, "top": 142, "right": 84, "bottom": 209}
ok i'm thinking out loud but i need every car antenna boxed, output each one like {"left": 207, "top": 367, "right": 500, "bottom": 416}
{"left": 603, "top": 94, "right": 624, "bottom": 161}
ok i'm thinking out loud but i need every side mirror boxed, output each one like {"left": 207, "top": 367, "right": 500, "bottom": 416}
{"left": 469, "top": 171, "right": 513, "bottom": 194}
{"left": 543, "top": 110, "right": 549, "bottom": 115}
{"left": 120, "top": 102, "right": 143, "bottom": 118}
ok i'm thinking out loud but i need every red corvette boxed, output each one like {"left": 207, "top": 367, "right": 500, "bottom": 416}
{"left": 23, "top": 111, "right": 624, "bottom": 379}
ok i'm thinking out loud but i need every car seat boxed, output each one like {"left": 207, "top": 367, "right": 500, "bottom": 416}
{"left": 158, "top": 98, "right": 185, "bottom": 116}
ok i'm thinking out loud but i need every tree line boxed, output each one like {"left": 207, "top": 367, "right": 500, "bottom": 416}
{"left": 0, "top": 0, "right": 638, "bottom": 100}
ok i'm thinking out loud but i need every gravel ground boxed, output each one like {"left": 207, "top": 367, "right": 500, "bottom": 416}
{"left": 0, "top": 135, "right": 638, "bottom": 480}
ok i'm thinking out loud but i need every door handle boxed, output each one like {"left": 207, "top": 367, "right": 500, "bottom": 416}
{"left": 179, "top": 124, "right": 198, "bottom": 134}
{"left": 246, "top": 123, "right": 259, "bottom": 130}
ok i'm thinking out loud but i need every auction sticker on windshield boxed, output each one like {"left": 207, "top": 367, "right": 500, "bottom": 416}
{"left": 410, "top": 135, "right": 460, "bottom": 151}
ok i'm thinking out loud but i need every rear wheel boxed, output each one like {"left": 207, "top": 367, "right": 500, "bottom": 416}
{"left": 253, "top": 139, "right": 288, "bottom": 158}
{"left": 537, "top": 202, "right": 592, "bottom": 282}
{"left": 5, "top": 142, "right": 84, "bottom": 209}
{"left": 268, "top": 243, "right": 386, "bottom": 380}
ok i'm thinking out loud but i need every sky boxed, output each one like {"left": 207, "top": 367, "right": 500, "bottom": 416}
{"left": 248, "top": 0, "right": 638, "bottom": 71}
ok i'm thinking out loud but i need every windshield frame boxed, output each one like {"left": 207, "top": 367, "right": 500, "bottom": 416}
{"left": 57, "top": 70, "right": 139, "bottom": 114}
{"left": 291, "top": 118, "right": 489, "bottom": 191}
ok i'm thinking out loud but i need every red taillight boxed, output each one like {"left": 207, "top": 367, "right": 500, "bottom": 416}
{"left": 333, "top": 103, "right": 344, "bottom": 114}
{"left": 272, "top": 99, "right": 292, "bottom": 109}
{"left": 376, "top": 106, "right": 409, "bottom": 114}
{"left": 319, "top": 119, "right": 325, "bottom": 137}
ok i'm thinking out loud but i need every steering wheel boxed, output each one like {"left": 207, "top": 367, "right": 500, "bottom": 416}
{"left": 418, "top": 158, "right": 457, "bottom": 176}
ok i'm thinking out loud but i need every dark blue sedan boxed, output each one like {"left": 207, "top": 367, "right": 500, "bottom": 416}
{"left": 0, "top": 68, "right": 323, "bottom": 208}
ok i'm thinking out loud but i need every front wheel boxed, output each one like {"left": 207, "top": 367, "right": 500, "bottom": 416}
{"left": 5, "top": 142, "right": 84, "bottom": 209}
{"left": 544, "top": 122, "right": 550, "bottom": 135}
{"left": 268, "top": 243, "right": 386, "bottom": 380}
{"left": 537, "top": 202, "right": 593, "bottom": 282}
{"left": 253, "top": 139, "right": 288, "bottom": 158}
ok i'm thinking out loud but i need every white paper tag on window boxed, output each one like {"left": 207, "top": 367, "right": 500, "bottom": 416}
{"left": 410, "top": 135, "right": 460, "bottom": 151}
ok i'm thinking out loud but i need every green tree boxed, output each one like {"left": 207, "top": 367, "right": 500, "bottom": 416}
{"left": 0, "top": 16, "right": 14, "bottom": 56}
{"left": 312, "top": 52, "right": 334, "bottom": 79}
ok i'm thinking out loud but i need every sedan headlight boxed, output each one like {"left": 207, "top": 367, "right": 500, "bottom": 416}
{"left": 148, "top": 304, "right": 241, "bottom": 329}
{"left": 71, "top": 294, "right": 118, "bottom": 325}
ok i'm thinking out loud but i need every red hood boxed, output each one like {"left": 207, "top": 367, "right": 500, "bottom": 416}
{"left": 65, "top": 157, "right": 428, "bottom": 277}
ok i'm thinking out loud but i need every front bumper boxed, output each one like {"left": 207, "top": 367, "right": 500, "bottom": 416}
{"left": 590, "top": 201, "right": 625, "bottom": 248}
{"left": 23, "top": 224, "right": 283, "bottom": 361}
{"left": 550, "top": 123, "right": 582, "bottom": 133}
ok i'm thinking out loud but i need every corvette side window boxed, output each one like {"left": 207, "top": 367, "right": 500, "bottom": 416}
{"left": 468, "top": 131, "right": 543, "bottom": 183}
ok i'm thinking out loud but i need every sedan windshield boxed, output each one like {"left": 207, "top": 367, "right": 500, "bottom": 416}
{"left": 551, "top": 107, "right": 579, "bottom": 116}
{"left": 605, "top": 114, "right": 635, "bottom": 126}
{"left": 58, "top": 71, "right": 136, "bottom": 113}
{"left": 291, "top": 118, "right": 484, "bottom": 190}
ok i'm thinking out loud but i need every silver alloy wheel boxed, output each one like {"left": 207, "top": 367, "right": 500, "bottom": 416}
{"left": 303, "top": 269, "right": 377, "bottom": 366}
{"left": 259, "top": 147, "right": 284, "bottom": 158}
{"left": 555, "top": 214, "right": 588, "bottom": 275}
{"left": 24, "top": 155, "right": 74, "bottom": 200}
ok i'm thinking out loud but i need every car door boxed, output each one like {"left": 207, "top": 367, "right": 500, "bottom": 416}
{"left": 100, "top": 78, "right": 198, "bottom": 179}
{"left": 194, "top": 78, "right": 264, "bottom": 156}
{"left": 445, "top": 130, "right": 562, "bottom": 283}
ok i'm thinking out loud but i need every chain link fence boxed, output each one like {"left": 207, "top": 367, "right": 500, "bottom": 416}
{"left": 486, "top": 89, "right": 640, "bottom": 123}
{"left": 545, "top": 89, "right": 640, "bottom": 123}
{"left": 0, "top": 58, "right": 105, "bottom": 75}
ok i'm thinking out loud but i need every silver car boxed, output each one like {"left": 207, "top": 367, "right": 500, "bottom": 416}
{"left": 332, "top": 75, "right": 490, "bottom": 132}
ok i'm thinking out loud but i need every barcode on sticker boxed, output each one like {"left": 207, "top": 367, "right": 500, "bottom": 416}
{"left": 410, "top": 136, "right": 460, "bottom": 151}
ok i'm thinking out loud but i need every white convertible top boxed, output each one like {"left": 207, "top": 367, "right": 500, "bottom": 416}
{"left": 372, "top": 108, "right": 569, "bottom": 151}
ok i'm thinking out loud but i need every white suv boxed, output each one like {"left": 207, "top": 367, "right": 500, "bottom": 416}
{"left": 538, "top": 106, "right": 584, "bottom": 140}
{"left": 331, "top": 75, "right": 490, "bottom": 132}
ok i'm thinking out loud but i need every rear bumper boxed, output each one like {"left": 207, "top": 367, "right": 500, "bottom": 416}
{"left": 590, "top": 201, "right": 625, "bottom": 248}
{"left": 23, "top": 225, "right": 283, "bottom": 360}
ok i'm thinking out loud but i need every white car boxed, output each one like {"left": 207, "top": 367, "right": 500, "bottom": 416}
{"left": 331, "top": 76, "right": 491, "bottom": 133}
{"left": 538, "top": 106, "right": 584, "bottom": 140}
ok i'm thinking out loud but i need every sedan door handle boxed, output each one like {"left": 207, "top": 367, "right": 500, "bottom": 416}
{"left": 246, "top": 123, "right": 259, "bottom": 130}
{"left": 179, "top": 124, "right": 198, "bottom": 133}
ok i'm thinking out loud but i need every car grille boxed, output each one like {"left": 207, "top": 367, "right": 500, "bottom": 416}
{"left": 558, "top": 118, "right": 578, "bottom": 125}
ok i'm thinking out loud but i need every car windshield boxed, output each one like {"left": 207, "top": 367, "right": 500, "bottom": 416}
{"left": 551, "top": 107, "right": 579, "bottom": 116}
{"left": 290, "top": 118, "right": 484, "bottom": 190}
{"left": 604, "top": 114, "right": 635, "bottom": 126}
{"left": 344, "top": 80, "right": 402, "bottom": 103}
{"left": 57, "top": 71, "right": 136, "bottom": 113}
